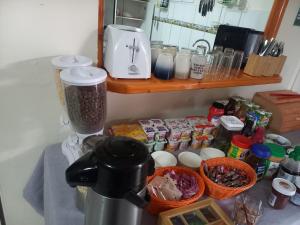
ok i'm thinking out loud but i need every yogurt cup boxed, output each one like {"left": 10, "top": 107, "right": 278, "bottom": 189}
{"left": 154, "top": 140, "right": 167, "bottom": 151}
{"left": 154, "top": 125, "right": 169, "bottom": 141}
{"left": 145, "top": 142, "right": 155, "bottom": 153}
{"left": 179, "top": 139, "right": 191, "bottom": 150}
{"left": 166, "top": 139, "right": 180, "bottom": 152}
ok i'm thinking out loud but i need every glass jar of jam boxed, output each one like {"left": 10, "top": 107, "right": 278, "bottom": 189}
{"left": 268, "top": 178, "right": 296, "bottom": 209}
{"left": 245, "top": 144, "right": 271, "bottom": 181}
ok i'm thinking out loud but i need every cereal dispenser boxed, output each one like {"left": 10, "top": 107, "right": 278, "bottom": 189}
{"left": 60, "top": 66, "right": 107, "bottom": 163}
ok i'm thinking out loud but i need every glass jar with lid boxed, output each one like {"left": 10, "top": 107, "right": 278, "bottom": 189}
{"left": 60, "top": 67, "right": 107, "bottom": 135}
{"left": 245, "top": 144, "right": 271, "bottom": 181}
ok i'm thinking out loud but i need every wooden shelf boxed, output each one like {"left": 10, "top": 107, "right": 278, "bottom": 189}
{"left": 107, "top": 73, "right": 282, "bottom": 94}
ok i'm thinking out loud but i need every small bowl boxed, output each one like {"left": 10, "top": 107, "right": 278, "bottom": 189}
{"left": 200, "top": 147, "right": 225, "bottom": 160}
{"left": 178, "top": 151, "right": 203, "bottom": 170}
{"left": 151, "top": 151, "right": 177, "bottom": 168}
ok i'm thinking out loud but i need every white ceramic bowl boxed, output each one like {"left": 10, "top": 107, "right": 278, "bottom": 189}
{"left": 200, "top": 147, "right": 225, "bottom": 160}
{"left": 178, "top": 151, "right": 202, "bottom": 169}
{"left": 151, "top": 151, "right": 177, "bottom": 168}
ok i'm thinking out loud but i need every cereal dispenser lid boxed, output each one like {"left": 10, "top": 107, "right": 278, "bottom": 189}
{"left": 60, "top": 67, "right": 107, "bottom": 86}
{"left": 51, "top": 55, "right": 93, "bottom": 69}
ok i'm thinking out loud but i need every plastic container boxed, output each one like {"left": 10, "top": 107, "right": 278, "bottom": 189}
{"left": 277, "top": 146, "right": 300, "bottom": 182}
{"left": 200, "top": 147, "right": 225, "bottom": 160}
{"left": 166, "top": 139, "right": 180, "bottom": 152}
{"left": 145, "top": 142, "right": 155, "bottom": 153}
{"left": 212, "top": 116, "right": 244, "bottom": 152}
{"left": 60, "top": 67, "right": 107, "bottom": 134}
{"left": 199, "top": 157, "right": 257, "bottom": 200}
{"left": 264, "top": 143, "right": 285, "bottom": 178}
{"left": 52, "top": 55, "right": 92, "bottom": 105}
{"left": 268, "top": 178, "right": 296, "bottom": 209}
{"left": 290, "top": 177, "right": 300, "bottom": 206}
{"left": 151, "top": 151, "right": 177, "bottom": 168}
{"left": 154, "top": 140, "right": 167, "bottom": 151}
{"left": 245, "top": 144, "right": 271, "bottom": 181}
{"left": 147, "top": 167, "right": 205, "bottom": 215}
{"left": 227, "top": 135, "right": 252, "bottom": 160}
{"left": 178, "top": 152, "right": 202, "bottom": 170}
{"left": 178, "top": 139, "right": 191, "bottom": 150}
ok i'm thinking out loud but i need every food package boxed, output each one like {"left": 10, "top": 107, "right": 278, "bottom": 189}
{"left": 111, "top": 124, "right": 147, "bottom": 142}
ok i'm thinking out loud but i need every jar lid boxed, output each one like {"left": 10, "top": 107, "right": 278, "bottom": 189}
{"left": 232, "top": 135, "right": 252, "bottom": 149}
{"left": 220, "top": 116, "right": 244, "bottom": 131}
{"left": 264, "top": 143, "right": 285, "bottom": 158}
{"left": 51, "top": 55, "right": 93, "bottom": 69}
{"left": 60, "top": 67, "right": 107, "bottom": 86}
{"left": 272, "top": 178, "right": 296, "bottom": 196}
{"left": 251, "top": 144, "right": 271, "bottom": 159}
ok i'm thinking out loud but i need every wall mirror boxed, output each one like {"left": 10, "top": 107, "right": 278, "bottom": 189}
{"left": 98, "top": 0, "right": 288, "bottom": 67}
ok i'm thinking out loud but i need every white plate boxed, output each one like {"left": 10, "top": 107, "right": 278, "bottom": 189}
{"left": 200, "top": 147, "right": 225, "bottom": 160}
{"left": 151, "top": 151, "right": 177, "bottom": 168}
{"left": 178, "top": 151, "right": 202, "bottom": 169}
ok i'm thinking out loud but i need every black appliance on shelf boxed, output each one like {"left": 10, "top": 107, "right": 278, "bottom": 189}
{"left": 214, "top": 25, "right": 264, "bottom": 67}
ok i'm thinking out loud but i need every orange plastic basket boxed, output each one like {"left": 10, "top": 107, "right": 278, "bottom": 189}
{"left": 199, "top": 157, "right": 257, "bottom": 200}
{"left": 147, "top": 166, "right": 205, "bottom": 215}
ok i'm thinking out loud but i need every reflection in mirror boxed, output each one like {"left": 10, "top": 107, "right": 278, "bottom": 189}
{"left": 105, "top": 0, "right": 274, "bottom": 50}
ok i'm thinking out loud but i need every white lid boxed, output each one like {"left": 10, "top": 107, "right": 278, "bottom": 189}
{"left": 178, "top": 152, "right": 202, "bottom": 168}
{"left": 51, "top": 55, "right": 93, "bottom": 69}
{"left": 151, "top": 151, "right": 177, "bottom": 168}
{"left": 220, "top": 116, "right": 244, "bottom": 131}
{"left": 200, "top": 147, "right": 225, "bottom": 160}
{"left": 272, "top": 178, "right": 296, "bottom": 196}
{"left": 60, "top": 67, "right": 107, "bottom": 86}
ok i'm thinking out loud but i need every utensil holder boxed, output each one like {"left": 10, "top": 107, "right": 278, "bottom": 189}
{"left": 244, "top": 54, "right": 287, "bottom": 77}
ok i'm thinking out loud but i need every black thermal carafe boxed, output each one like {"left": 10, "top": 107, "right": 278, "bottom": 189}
{"left": 66, "top": 136, "right": 155, "bottom": 225}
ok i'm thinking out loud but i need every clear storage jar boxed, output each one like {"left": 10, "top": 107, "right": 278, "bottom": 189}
{"left": 60, "top": 67, "right": 107, "bottom": 134}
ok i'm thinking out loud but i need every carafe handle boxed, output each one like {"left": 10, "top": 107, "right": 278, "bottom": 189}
{"left": 66, "top": 151, "right": 98, "bottom": 187}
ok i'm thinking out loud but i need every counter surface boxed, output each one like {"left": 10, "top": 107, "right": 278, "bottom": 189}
{"left": 23, "top": 140, "right": 300, "bottom": 225}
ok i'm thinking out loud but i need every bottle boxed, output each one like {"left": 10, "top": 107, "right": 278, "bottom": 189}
{"left": 241, "top": 119, "right": 254, "bottom": 137}
{"left": 224, "top": 98, "right": 236, "bottom": 116}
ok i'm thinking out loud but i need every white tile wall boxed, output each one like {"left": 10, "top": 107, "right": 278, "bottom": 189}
{"left": 150, "top": 0, "right": 274, "bottom": 49}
